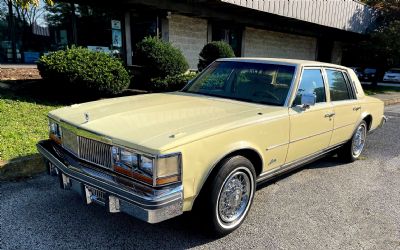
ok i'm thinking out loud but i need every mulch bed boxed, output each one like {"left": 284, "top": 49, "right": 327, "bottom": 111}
{"left": 0, "top": 68, "right": 41, "bottom": 81}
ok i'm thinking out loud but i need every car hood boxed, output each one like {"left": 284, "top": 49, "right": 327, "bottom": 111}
{"left": 49, "top": 92, "right": 286, "bottom": 153}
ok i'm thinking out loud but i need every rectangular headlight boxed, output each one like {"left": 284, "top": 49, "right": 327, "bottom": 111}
{"left": 111, "top": 146, "right": 181, "bottom": 186}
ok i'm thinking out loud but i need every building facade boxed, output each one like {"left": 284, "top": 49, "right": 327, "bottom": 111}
{"left": 0, "top": 0, "right": 375, "bottom": 69}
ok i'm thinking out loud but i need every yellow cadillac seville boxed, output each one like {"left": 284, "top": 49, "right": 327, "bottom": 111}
{"left": 37, "top": 58, "right": 386, "bottom": 236}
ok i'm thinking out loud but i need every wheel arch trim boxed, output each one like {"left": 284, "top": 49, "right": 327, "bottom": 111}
{"left": 191, "top": 146, "right": 264, "bottom": 208}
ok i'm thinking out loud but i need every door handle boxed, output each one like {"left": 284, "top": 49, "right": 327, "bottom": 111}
{"left": 325, "top": 112, "right": 335, "bottom": 118}
{"left": 353, "top": 106, "right": 361, "bottom": 111}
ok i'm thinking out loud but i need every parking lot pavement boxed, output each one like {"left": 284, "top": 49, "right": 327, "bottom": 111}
{"left": 1, "top": 106, "right": 400, "bottom": 250}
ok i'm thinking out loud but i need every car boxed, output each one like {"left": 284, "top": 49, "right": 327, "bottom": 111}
{"left": 349, "top": 67, "right": 363, "bottom": 79}
{"left": 383, "top": 68, "right": 400, "bottom": 83}
{"left": 361, "top": 68, "right": 377, "bottom": 82}
{"left": 37, "top": 58, "right": 386, "bottom": 236}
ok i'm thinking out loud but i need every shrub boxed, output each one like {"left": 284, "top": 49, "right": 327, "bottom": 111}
{"left": 37, "top": 47, "right": 130, "bottom": 95}
{"left": 198, "top": 41, "right": 235, "bottom": 71}
{"left": 150, "top": 72, "right": 197, "bottom": 92}
{"left": 135, "top": 37, "right": 189, "bottom": 80}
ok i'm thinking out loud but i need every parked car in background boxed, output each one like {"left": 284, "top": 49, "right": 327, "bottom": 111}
{"left": 37, "top": 58, "right": 386, "bottom": 236}
{"left": 361, "top": 68, "right": 377, "bottom": 82}
{"left": 383, "top": 68, "right": 400, "bottom": 83}
{"left": 349, "top": 67, "right": 363, "bottom": 79}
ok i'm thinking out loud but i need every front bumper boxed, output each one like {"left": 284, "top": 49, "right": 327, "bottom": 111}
{"left": 37, "top": 140, "right": 183, "bottom": 223}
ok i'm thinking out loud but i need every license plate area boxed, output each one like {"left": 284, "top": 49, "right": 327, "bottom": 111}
{"left": 84, "top": 185, "right": 106, "bottom": 205}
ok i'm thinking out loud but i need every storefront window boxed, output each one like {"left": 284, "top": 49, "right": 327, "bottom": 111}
{"left": 0, "top": 1, "right": 124, "bottom": 64}
{"left": 212, "top": 23, "right": 243, "bottom": 56}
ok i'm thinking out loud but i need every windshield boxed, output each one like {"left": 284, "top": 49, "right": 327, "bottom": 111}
{"left": 364, "top": 68, "right": 377, "bottom": 74}
{"left": 183, "top": 61, "right": 296, "bottom": 106}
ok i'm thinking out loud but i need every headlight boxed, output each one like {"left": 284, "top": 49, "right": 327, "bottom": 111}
{"left": 111, "top": 145, "right": 181, "bottom": 186}
{"left": 139, "top": 156, "right": 153, "bottom": 176}
{"left": 49, "top": 119, "right": 62, "bottom": 143}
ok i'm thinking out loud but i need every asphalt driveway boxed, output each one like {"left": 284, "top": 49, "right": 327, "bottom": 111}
{"left": 1, "top": 105, "right": 399, "bottom": 250}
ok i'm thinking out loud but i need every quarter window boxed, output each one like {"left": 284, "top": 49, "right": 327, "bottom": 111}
{"left": 326, "top": 69, "right": 352, "bottom": 101}
{"left": 294, "top": 69, "right": 326, "bottom": 105}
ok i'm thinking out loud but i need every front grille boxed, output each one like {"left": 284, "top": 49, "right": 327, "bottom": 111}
{"left": 78, "top": 136, "right": 112, "bottom": 169}
{"left": 61, "top": 128, "right": 112, "bottom": 169}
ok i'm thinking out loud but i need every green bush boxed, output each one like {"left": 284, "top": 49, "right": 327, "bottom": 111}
{"left": 198, "top": 41, "right": 235, "bottom": 71}
{"left": 150, "top": 72, "right": 197, "bottom": 92}
{"left": 37, "top": 47, "right": 130, "bottom": 95}
{"left": 135, "top": 37, "right": 189, "bottom": 80}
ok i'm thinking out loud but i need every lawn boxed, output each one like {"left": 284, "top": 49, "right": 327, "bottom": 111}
{"left": 363, "top": 85, "right": 400, "bottom": 95}
{"left": 0, "top": 88, "right": 60, "bottom": 161}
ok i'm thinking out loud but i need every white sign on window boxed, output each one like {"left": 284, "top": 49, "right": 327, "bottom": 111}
{"left": 111, "top": 20, "right": 121, "bottom": 30}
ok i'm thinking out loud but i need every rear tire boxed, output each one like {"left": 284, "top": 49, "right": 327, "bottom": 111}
{"left": 337, "top": 120, "right": 367, "bottom": 162}
{"left": 201, "top": 155, "right": 256, "bottom": 237}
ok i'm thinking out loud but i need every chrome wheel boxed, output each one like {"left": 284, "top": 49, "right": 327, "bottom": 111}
{"left": 352, "top": 123, "right": 367, "bottom": 157}
{"left": 216, "top": 167, "right": 254, "bottom": 229}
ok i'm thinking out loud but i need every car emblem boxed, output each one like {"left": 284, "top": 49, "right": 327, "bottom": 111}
{"left": 84, "top": 112, "right": 90, "bottom": 123}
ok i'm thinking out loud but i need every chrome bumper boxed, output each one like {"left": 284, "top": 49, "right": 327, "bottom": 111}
{"left": 37, "top": 140, "right": 183, "bottom": 224}
{"left": 379, "top": 115, "right": 388, "bottom": 128}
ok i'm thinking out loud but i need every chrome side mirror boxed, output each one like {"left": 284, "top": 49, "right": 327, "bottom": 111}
{"left": 300, "top": 93, "right": 316, "bottom": 109}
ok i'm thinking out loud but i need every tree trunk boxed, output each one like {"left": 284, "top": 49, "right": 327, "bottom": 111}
{"left": 8, "top": 0, "right": 17, "bottom": 63}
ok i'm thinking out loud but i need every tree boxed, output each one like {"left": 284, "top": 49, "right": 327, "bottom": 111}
{"left": 9, "top": 0, "right": 53, "bottom": 9}
{"left": 353, "top": 0, "right": 400, "bottom": 85}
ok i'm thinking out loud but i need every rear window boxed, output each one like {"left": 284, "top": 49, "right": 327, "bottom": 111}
{"left": 364, "top": 68, "right": 377, "bottom": 74}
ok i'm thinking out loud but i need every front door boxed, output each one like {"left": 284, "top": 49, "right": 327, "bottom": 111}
{"left": 286, "top": 68, "right": 334, "bottom": 163}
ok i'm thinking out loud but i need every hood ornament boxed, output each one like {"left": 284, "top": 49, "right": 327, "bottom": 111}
{"left": 84, "top": 112, "right": 90, "bottom": 123}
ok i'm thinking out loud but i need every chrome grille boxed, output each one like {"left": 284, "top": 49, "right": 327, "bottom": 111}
{"left": 61, "top": 127, "right": 112, "bottom": 169}
{"left": 62, "top": 129, "right": 79, "bottom": 155}
{"left": 78, "top": 136, "right": 112, "bottom": 169}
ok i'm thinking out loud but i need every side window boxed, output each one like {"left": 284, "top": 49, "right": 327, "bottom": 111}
{"left": 293, "top": 69, "right": 326, "bottom": 106}
{"left": 326, "top": 69, "right": 352, "bottom": 101}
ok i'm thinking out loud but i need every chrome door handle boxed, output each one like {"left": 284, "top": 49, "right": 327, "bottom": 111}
{"left": 353, "top": 106, "right": 361, "bottom": 111}
{"left": 325, "top": 112, "right": 335, "bottom": 118}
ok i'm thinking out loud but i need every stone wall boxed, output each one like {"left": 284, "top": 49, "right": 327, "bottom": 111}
{"left": 243, "top": 27, "right": 317, "bottom": 60}
{"left": 168, "top": 14, "right": 208, "bottom": 70}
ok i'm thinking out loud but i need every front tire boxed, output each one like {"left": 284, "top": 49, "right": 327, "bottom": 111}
{"left": 204, "top": 156, "right": 256, "bottom": 237}
{"left": 338, "top": 120, "right": 367, "bottom": 162}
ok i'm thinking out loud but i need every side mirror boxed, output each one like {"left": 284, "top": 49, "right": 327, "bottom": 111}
{"left": 300, "top": 93, "right": 316, "bottom": 109}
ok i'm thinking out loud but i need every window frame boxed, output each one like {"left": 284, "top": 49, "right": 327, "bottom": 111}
{"left": 291, "top": 66, "right": 328, "bottom": 107}
{"left": 323, "top": 67, "right": 357, "bottom": 102}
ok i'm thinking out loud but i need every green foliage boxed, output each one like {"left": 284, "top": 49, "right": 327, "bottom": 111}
{"left": 37, "top": 47, "right": 130, "bottom": 95}
{"left": 198, "top": 41, "right": 235, "bottom": 71}
{"left": 150, "top": 72, "right": 197, "bottom": 92}
{"left": 0, "top": 89, "right": 60, "bottom": 161}
{"left": 135, "top": 37, "right": 189, "bottom": 79}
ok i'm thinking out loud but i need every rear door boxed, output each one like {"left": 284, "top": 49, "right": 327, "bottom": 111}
{"left": 324, "top": 68, "right": 360, "bottom": 146}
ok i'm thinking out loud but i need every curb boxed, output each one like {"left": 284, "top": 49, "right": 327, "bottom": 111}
{"left": 0, "top": 154, "right": 45, "bottom": 181}
{"left": 383, "top": 98, "right": 400, "bottom": 106}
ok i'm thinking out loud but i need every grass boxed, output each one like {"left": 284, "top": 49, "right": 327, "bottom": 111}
{"left": 0, "top": 88, "right": 61, "bottom": 161}
{"left": 363, "top": 85, "right": 400, "bottom": 95}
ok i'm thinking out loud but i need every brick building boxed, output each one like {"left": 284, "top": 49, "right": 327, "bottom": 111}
{"left": 1, "top": 0, "right": 375, "bottom": 69}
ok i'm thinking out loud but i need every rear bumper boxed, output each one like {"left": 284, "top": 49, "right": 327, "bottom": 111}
{"left": 379, "top": 115, "right": 388, "bottom": 128}
{"left": 37, "top": 140, "right": 183, "bottom": 223}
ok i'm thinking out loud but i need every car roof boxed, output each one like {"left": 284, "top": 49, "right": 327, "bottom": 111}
{"left": 217, "top": 57, "right": 349, "bottom": 70}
